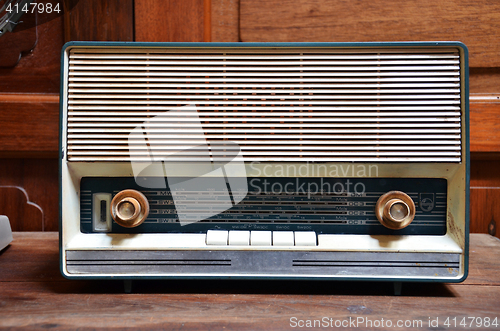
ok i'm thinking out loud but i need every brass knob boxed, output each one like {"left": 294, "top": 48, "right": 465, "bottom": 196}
{"left": 375, "top": 191, "right": 415, "bottom": 230}
{"left": 110, "top": 189, "right": 149, "bottom": 228}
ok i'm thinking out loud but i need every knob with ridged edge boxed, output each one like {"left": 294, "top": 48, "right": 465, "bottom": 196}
{"left": 110, "top": 189, "right": 149, "bottom": 228}
{"left": 375, "top": 191, "right": 415, "bottom": 230}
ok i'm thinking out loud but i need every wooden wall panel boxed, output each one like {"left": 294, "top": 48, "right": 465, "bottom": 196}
{"left": 470, "top": 160, "right": 500, "bottom": 238}
{"left": 135, "top": 0, "right": 207, "bottom": 42}
{"left": 0, "top": 8, "right": 64, "bottom": 232}
{"left": 64, "top": 0, "right": 134, "bottom": 41}
{"left": 470, "top": 189, "right": 499, "bottom": 238}
{"left": 0, "top": 11, "right": 37, "bottom": 68}
{"left": 0, "top": 95, "right": 59, "bottom": 155}
{"left": 470, "top": 98, "right": 500, "bottom": 152}
{"left": 0, "top": 159, "right": 59, "bottom": 231}
{"left": 0, "top": 15, "right": 63, "bottom": 93}
{"left": 471, "top": 161, "right": 500, "bottom": 188}
{"left": 240, "top": 0, "right": 500, "bottom": 67}
{"left": 0, "top": 187, "right": 43, "bottom": 231}
{"left": 211, "top": 0, "right": 239, "bottom": 42}
{"left": 470, "top": 68, "right": 500, "bottom": 95}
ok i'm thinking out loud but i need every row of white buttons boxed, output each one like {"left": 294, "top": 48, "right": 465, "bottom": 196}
{"left": 206, "top": 230, "right": 317, "bottom": 246}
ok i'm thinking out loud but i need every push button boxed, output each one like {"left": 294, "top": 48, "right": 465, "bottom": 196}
{"left": 272, "top": 231, "right": 294, "bottom": 246}
{"left": 228, "top": 231, "right": 250, "bottom": 246}
{"left": 206, "top": 230, "right": 228, "bottom": 245}
{"left": 294, "top": 231, "right": 317, "bottom": 246}
{"left": 250, "top": 231, "right": 272, "bottom": 246}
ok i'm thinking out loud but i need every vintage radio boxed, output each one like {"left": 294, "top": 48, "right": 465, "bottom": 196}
{"left": 60, "top": 42, "right": 469, "bottom": 287}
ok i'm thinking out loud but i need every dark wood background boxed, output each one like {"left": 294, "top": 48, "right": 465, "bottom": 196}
{"left": 0, "top": 0, "right": 498, "bottom": 237}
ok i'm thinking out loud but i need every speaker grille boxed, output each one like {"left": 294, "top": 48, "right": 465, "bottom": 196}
{"left": 65, "top": 46, "right": 462, "bottom": 162}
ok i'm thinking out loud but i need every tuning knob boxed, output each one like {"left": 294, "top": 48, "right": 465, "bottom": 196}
{"left": 375, "top": 191, "right": 415, "bottom": 230}
{"left": 110, "top": 189, "right": 149, "bottom": 228}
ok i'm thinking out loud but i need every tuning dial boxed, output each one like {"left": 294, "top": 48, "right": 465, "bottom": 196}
{"left": 110, "top": 189, "right": 149, "bottom": 228}
{"left": 375, "top": 191, "right": 415, "bottom": 230}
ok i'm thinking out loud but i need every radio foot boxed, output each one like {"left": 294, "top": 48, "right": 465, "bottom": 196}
{"left": 393, "top": 282, "right": 402, "bottom": 296}
{"left": 124, "top": 280, "right": 133, "bottom": 293}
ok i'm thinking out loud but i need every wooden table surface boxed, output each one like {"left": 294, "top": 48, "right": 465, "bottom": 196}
{"left": 1, "top": 233, "right": 499, "bottom": 330}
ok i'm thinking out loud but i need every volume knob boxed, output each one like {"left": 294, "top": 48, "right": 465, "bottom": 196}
{"left": 110, "top": 189, "right": 149, "bottom": 228}
{"left": 375, "top": 191, "right": 415, "bottom": 230}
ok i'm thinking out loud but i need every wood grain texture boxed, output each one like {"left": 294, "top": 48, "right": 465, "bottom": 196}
{"left": 0, "top": 14, "right": 63, "bottom": 93}
{"left": 463, "top": 234, "right": 500, "bottom": 285}
{"left": 470, "top": 189, "right": 500, "bottom": 238}
{"left": 0, "top": 232, "right": 61, "bottom": 282}
{"left": 240, "top": 0, "right": 500, "bottom": 68}
{"left": 135, "top": 0, "right": 206, "bottom": 42}
{"left": 470, "top": 97, "right": 500, "bottom": 152}
{"left": 204, "top": 0, "right": 212, "bottom": 42}
{"left": 470, "top": 160, "right": 500, "bottom": 238}
{"left": 470, "top": 68, "right": 500, "bottom": 94}
{"left": 471, "top": 160, "right": 500, "bottom": 188}
{"left": 0, "top": 11, "right": 37, "bottom": 67}
{"left": 0, "top": 159, "right": 59, "bottom": 231}
{"left": 211, "top": 0, "right": 239, "bottom": 42}
{"left": 0, "top": 187, "right": 43, "bottom": 231}
{"left": 0, "top": 94, "right": 59, "bottom": 155}
{"left": 64, "top": 0, "right": 134, "bottom": 41}
{"left": 0, "top": 233, "right": 499, "bottom": 330}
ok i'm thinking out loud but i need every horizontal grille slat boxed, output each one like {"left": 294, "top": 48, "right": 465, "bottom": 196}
{"left": 68, "top": 106, "right": 460, "bottom": 111}
{"left": 68, "top": 100, "right": 460, "bottom": 105}
{"left": 68, "top": 139, "right": 460, "bottom": 145}
{"left": 68, "top": 145, "right": 461, "bottom": 151}
{"left": 69, "top": 53, "right": 459, "bottom": 59}
{"left": 68, "top": 117, "right": 460, "bottom": 123}
{"left": 69, "top": 77, "right": 459, "bottom": 82}
{"left": 68, "top": 123, "right": 461, "bottom": 128}
{"left": 68, "top": 128, "right": 461, "bottom": 133}
{"left": 68, "top": 112, "right": 461, "bottom": 117}
{"left": 68, "top": 67, "right": 460, "bottom": 73}
{"left": 68, "top": 83, "right": 460, "bottom": 88}
{"left": 69, "top": 60, "right": 459, "bottom": 66}
{"left": 67, "top": 88, "right": 461, "bottom": 94}
{"left": 65, "top": 46, "right": 463, "bottom": 162}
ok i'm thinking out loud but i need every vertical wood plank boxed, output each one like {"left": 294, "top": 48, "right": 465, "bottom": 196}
{"left": 135, "top": 0, "right": 205, "bottom": 42}
{"left": 211, "top": 0, "right": 239, "bottom": 42}
{"left": 204, "top": 0, "right": 212, "bottom": 42}
{"left": 64, "top": 0, "right": 134, "bottom": 41}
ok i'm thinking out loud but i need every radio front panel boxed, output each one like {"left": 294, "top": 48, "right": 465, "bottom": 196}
{"left": 60, "top": 42, "right": 469, "bottom": 283}
{"left": 80, "top": 177, "right": 447, "bottom": 235}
